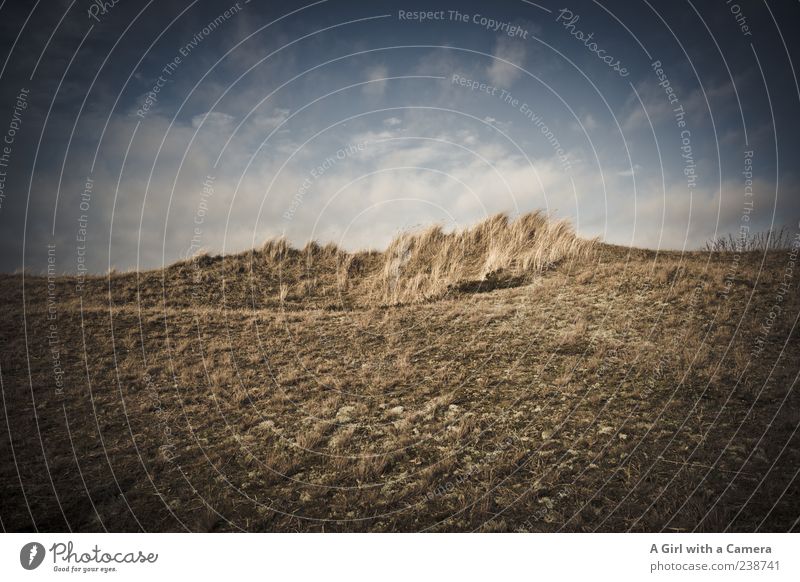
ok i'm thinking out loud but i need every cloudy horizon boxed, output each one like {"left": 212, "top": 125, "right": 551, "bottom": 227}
{"left": 0, "top": 0, "right": 798, "bottom": 274}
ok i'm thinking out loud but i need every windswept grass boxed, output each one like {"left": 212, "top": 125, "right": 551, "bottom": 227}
{"left": 375, "top": 211, "right": 596, "bottom": 304}
{"left": 147, "top": 211, "right": 596, "bottom": 309}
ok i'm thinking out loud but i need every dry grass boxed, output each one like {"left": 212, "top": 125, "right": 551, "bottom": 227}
{"left": 705, "top": 227, "right": 793, "bottom": 252}
{"left": 263, "top": 237, "right": 290, "bottom": 262}
{"left": 43, "top": 211, "right": 592, "bottom": 312}
{"left": 0, "top": 212, "right": 798, "bottom": 533}
{"left": 376, "top": 211, "right": 595, "bottom": 304}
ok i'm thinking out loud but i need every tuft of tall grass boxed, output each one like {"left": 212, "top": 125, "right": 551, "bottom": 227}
{"left": 262, "top": 237, "right": 289, "bottom": 262}
{"left": 374, "top": 211, "right": 595, "bottom": 304}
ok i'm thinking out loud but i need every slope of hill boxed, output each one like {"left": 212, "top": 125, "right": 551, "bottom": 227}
{"left": 1, "top": 213, "right": 798, "bottom": 532}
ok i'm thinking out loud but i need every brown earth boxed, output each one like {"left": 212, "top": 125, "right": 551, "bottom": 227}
{"left": 1, "top": 214, "right": 798, "bottom": 532}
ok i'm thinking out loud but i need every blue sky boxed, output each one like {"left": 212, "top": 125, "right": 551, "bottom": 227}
{"left": 0, "top": 0, "right": 798, "bottom": 273}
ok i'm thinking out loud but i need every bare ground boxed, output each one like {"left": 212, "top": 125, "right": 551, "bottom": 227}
{"left": 1, "top": 237, "right": 799, "bottom": 532}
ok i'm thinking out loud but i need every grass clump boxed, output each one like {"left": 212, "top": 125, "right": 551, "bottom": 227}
{"left": 376, "top": 211, "right": 595, "bottom": 304}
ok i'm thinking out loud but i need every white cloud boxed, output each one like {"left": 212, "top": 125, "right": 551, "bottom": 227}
{"left": 582, "top": 114, "right": 598, "bottom": 131}
{"left": 363, "top": 64, "right": 389, "bottom": 98}
{"left": 486, "top": 37, "right": 526, "bottom": 87}
{"left": 621, "top": 77, "right": 739, "bottom": 132}
{"left": 191, "top": 111, "right": 235, "bottom": 130}
{"left": 251, "top": 108, "right": 291, "bottom": 130}
{"left": 617, "top": 164, "right": 642, "bottom": 177}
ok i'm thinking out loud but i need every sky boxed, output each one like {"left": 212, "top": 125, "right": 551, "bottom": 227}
{"left": 0, "top": 0, "right": 798, "bottom": 273}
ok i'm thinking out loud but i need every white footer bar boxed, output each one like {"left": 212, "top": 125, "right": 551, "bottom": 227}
{"left": 2, "top": 533, "right": 798, "bottom": 581}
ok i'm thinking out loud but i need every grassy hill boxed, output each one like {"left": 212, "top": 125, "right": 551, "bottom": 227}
{"left": 1, "top": 212, "right": 798, "bottom": 532}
